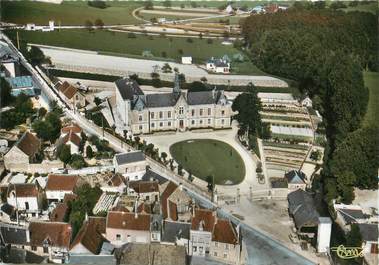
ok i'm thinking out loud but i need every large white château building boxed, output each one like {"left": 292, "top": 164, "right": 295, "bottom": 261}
{"left": 115, "top": 75, "right": 232, "bottom": 135}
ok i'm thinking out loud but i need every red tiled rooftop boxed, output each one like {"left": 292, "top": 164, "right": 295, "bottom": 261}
{"left": 46, "top": 174, "right": 78, "bottom": 191}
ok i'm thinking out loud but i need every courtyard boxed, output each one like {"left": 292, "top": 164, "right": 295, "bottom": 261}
{"left": 170, "top": 139, "right": 245, "bottom": 185}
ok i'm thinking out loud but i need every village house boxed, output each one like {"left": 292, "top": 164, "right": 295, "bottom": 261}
{"left": 161, "top": 221, "right": 191, "bottom": 252}
{"left": 334, "top": 203, "right": 367, "bottom": 231}
{"left": 70, "top": 216, "right": 107, "bottom": 255}
{"left": 100, "top": 173, "right": 126, "bottom": 193}
{"left": 161, "top": 182, "right": 192, "bottom": 223}
{"left": 115, "top": 75, "right": 232, "bottom": 134}
{"left": 49, "top": 193, "right": 77, "bottom": 222}
{"left": 284, "top": 170, "right": 307, "bottom": 191}
{"left": 4, "top": 131, "right": 41, "bottom": 172}
{"left": 7, "top": 183, "right": 41, "bottom": 217}
{"left": 105, "top": 210, "right": 151, "bottom": 246}
{"left": 113, "top": 151, "right": 147, "bottom": 181}
{"left": 28, "top": 221, "right": 72, "bottom": 263}
{"left": 128, "top": 180, "right": 159, "bottom": 203}
{"left": 57, "top": 81, "right": 86, "bottom": 109}
{"left": 206, "top": 57, "right": 230, "bottom": 74}
{"left": 45, "top": 174, "right": 78, "bottom": 202}
{"left": 0, "top": 222, "right": 29, "bottom": 249}
{"left": 357, "top": 224, "right": 378, "bottom": 255}
{"left": 189, "top": 208, "right": 242, "bottom": 265}
{"left": 58, "top": 124, "right": 82, "bottom": 155}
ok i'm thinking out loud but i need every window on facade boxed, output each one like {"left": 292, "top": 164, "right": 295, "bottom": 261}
{"left": 168, "top": 111, "right": 171, "bottom": 118}
{"left": 151, "top": 122, "right": 155, "bottom": 128}
{"left": 215, "top": 242, "right": 218, "bottom": 247}
{"left": 31, "top": 246, "right": 37, "bottom": 251}
{"left": 151, "top": 112, "right": 155, "bottom": 119}
{"left": 168, "top": 121, "right": 171, "bottom": 126}
{"left": 152, "top": 233, "right": 158, "bottom": 240}
{"left": 25, "top": 202, "right": 29, "bottom": 210}
{"left": 208, "top": 119, "right": 211, "bottom": 124}
{"left": 160, "top": 122, "right": 163, "bottom": 127}
{"left": 200, "top": 109, "right": 203, "bottom": 116}
{"left": 139, "top": 115, "right": 143, "bottom": 121}
{"left": 139, "top": 125, "right": 143, "bottom": 130}
{"left": 214, "top": 252, "right": 218, "bottom": 257}
{"left": 125, "top": 168, "right": 128, "bottom": 173}
{"left": 116, "top": 234, "right": 121, "bottom": 240}
{"left": 225, "top": 244, "right": 229, "bottom": 250}
{"left": 221, "top": 119, "right": 225, "bottom": 125}
{"left": 191, "top": 120, "right": 195, "bottom": 125}
{"left": 199, "top": 247, "right": 203, "bottom": 253}
{"left": 146, "top": 196, "right": 150, "bottom": 201}
{"left": 179, "top": 107, "right": 184, "bottom": 115}
{"left": 200, "top": 120, "right": 203, "bottom": 124}
{"left": 191, "top": 109, "right": 195, "bottom": 116}
{"left": 193, "top": 246, "right": 197, "bottom": 252}
{"left": 43, "top": 247, "right": 49, "bottom": 253}
{"left": 208, "top": 108, "right": 211, "bottom": 115}
{"left": 221, "top": 110, "right": 225, "bottom": 115}
{"left": 159, "top": 111, "right": 163, "bottom": 119}
{"left": 224, "top": 253, "right": 228, "bottom": 258}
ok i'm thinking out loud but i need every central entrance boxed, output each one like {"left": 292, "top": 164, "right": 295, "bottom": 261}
{"left": 179, "top": 119, "right": 184, "bottom": 129}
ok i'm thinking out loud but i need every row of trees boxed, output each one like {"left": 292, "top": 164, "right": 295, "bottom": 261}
{"left": 241, "top": 6, "right": 378, "bottom": 203}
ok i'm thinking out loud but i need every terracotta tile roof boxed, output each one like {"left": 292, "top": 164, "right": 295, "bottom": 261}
{"left": 168, "top": 201, "right": 178, "bottom": 221}
{"left": 130, "top": 181, "right": 159, "bottom": 194}
{"left": 46, "top": 174, "right": 78, "bottom": 191}
{"left": 7, "top": 183, "right": 38, "bottom": 197}
{"left": 29, "top": 222, "right": 72, "bottom": 248}
{"left": 61, "top": 131, "right": 81, "bottom": 147}
{"left": 15, "top": 132, "right": 40, "bottom": 157}
{"left": 212, "top": 219, "right": 238, "bottom": 245}
{"left": 191, "top": 208, "right": 215, "bottom": 232}
{"left": 161, "top": 182, "right": 178, "bottom": 219}
{"left": 70, "top": 217, "right": 106, "bottom": 254}
{"left": 106, "top": 211, "right": 150, "bottom": 231}
{"left": 59, "top": 81, "right": 78, "bottom": 99}
{"left": 50, "top": 203, "right": 68, "bottom": 222}
{"left": 61, "top": 124, "right": 82, "bottom": 134}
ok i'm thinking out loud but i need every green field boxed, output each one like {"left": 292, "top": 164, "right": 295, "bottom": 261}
{"left": 170, "top": 139, "right": 245, "bottom": 185}
{"left": 7, "top": 29, "right": 263, "bottom": 74}
{"left": 1, "top": 1, "right": 143, "bottom": 25}
{"left": 363, "top": 71, "right": 379, "bottom": 127}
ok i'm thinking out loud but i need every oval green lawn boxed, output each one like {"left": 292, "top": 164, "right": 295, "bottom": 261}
{"left": 170, "top": 139, "right": 245, "bottom": 185}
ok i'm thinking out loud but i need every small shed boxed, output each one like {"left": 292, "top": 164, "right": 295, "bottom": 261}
{"left": 181, "top": 56, "right": 192, "bottom": 65}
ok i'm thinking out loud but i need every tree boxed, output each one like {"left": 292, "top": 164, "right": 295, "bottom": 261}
{"left": 27, "top": 46, "right": 49, "bottom": 65}
{"left": 144, "top": 1, "right": 154, "bottom": 10}
{"left": 58, "top": 144, "right": 71, "bottom": 164}
{"left": 88, "top": 1, "right": 107, "bottom": 9}
{"left": 0, "top": 77, "right": 13, "bottom": 107}
{"left": 186, "top": 38, "right": 193, "bottom": 43}
{"left": 190, "top": 1, "right": 197, "bottom": 8}
{"left": 188, "top": 81, "right": 208, "bottom": 92}
{"left": 94, "top": 18, "right": 104, "bottom": 29}
{"left": 163, "top": 0, "right": 171, "bottom": 8}
{"left": 346, "top": 224, "right": 362, "bottom": 247}
{"left": 161, "top": 152, "right": 168, "bottom": 162}
{"left": 38, "top": 107, "right": 47, "bottom": 118}
{"left": 206, "top": 175, "right": 214, "bottom": 192}
{"left": 207, "top": 39, "right": 213, "bottom": 44}
{"left": 84, "top": 20, "right": 93, "bottom": 32}
{"left": 70, "top": 154, "right": 86, "bottom": 169}
{"left": 86, "top": 145, "right": 93, "bottom": 158}
{"left": 161, "top": 63, "right": 172, "bottom": 73}
{"left": 200, "top": 77, "right": 207, "bottom": 83}
{"left": 199, "top": 32, "right": 203, "bottom": 39}
{"left": 177, "top": 164, "right": 183, "bottom": 176}
{"left": 94, "top": 97, "right": 102, "bottom": 106}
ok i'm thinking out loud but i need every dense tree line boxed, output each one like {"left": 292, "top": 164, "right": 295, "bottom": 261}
{"left": 241, "top": 6, "right": 378, "bottom": 203}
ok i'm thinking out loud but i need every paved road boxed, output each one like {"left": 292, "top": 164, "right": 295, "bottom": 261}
{"left": 37, "top": 45, "right": 288, "bottom": 87}
{"left": 1, "top": 32, "right": 316, "bottom": 265}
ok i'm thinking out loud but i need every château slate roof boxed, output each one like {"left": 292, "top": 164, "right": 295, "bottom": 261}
{"left": 285, "top": 170, "right": 306, "bottom": 184}
{"left": 146, "top": 93, "right": 180, "bottom": 108}
{"left": 287, "top": 189, "right": 319, "bottom": 229}
{"left": 0, "top": 223, "right": 28, "bottom": 245}
{"left": 115, "top": 151, "right": 145, "bottom": 165}
{"left": 358, "top": 224, "right": 378, "bottom": 242}
{"left": 115, "top": 78, "right": 144, "bottom": 100}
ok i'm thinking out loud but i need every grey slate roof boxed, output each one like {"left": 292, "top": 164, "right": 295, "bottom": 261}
{"left": 146, "top": 93, "right": 180, "bottom": 108}
{"left": 115, "top": 78, "right": 143, "bottom": 100}
{"left": 187, "top": 91, "right": 217, "bottom": 105}
{"left": 142, "top": 169, "right": 168, "bottom": 185}
{"left": 162, "top": 221, "right": 190, "bottom": 243}
{"left": 0, "top": 223, "right": 28, "bottom": 245}
{"left": 358, "top": 224, "right": 378, "bottom": 242}
{"left": 287, "top": 189, "right": 319, "bottom": 229}
{"left": 338, "top": 209, "right": 365, "bottom": 224}
{"left": 285, "top": 170, "right": 306, "bottom": 184}
{"left": 115, "top": 151, "right": 145, "bottom": 165}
